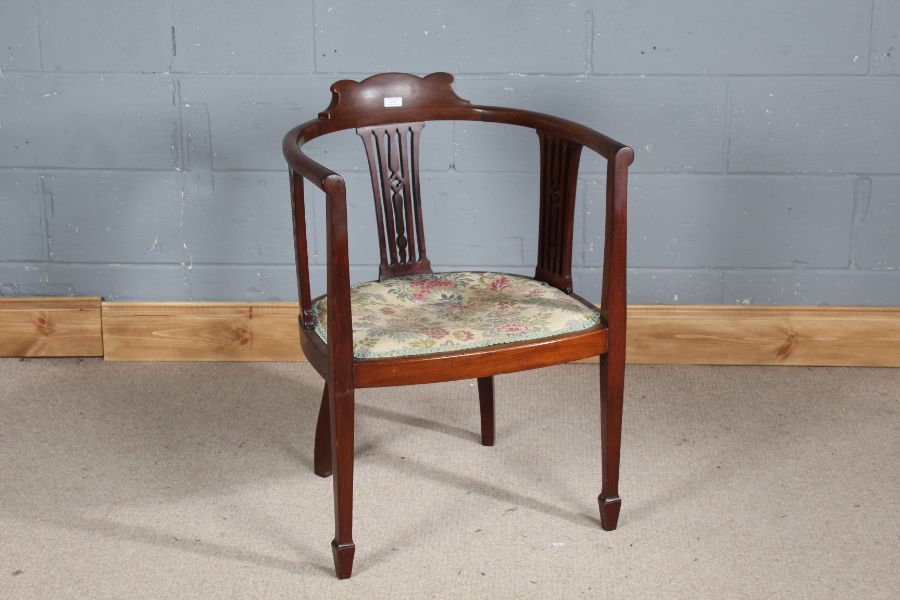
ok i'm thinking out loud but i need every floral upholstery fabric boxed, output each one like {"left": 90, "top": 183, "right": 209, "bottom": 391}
{"left": 312, "top": 271, "right": 601, "bottom": 359}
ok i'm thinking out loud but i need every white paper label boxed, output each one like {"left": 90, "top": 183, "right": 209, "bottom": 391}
{"left": 383, "top": 96, "right": 403, "bottom": 107}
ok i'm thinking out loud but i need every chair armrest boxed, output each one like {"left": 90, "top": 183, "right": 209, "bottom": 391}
{"left": 478, "top": 106, "right": 630, "bottom": 161}
{"left": 288, "top": 168, "right": 354, "bottom": 362}
{"left": 284, "top": 124, "right": 354, "bottom": 360}
{"left": 283, "top": 122, "right": 341, "bottom": 192}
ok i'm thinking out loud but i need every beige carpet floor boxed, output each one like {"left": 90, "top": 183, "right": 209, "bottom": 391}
{"left": 0, "top": 359, "right": 898, "bottom": 599}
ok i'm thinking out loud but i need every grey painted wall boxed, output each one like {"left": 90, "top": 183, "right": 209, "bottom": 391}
{"left": 1, "top": 0, "right": 898, "bottom": 305}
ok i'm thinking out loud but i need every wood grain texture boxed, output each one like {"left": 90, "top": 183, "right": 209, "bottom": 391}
{"left": 625, "top": 305, "right": 900, "bottom": 367}
{"left": 0, "top": 297, "right": 102, "bottom": 357}
{"left": 101, "top": 302, "right": 303, "bottom": 361}
{"left": 89, "top": 302, "right": 900, "bottom": 367}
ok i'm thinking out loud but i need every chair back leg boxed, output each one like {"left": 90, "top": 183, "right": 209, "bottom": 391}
{"left": 314, "top": 384, "right": 332, "bottom": 477}
{"left": 477, "top": 376, "right": 495, "bottom": 446}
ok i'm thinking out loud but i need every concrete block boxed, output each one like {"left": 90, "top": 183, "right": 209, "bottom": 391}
{"left": 180, "top": 76, "right": 453, "bottom": 171}
{"left": 47, "top": 264, "right": 189, "bottom": 300}
{"left": 854, "top": 178, "right": 900, "bottom": 269}
{"left": 189, "top": 265, "right": 298, "bottom": 301}
{"left": 188, "top": 264, "right": 379, "bottom": 301}
{"left": 0, "top": 172, "right": 45, "bottom": 261}
{"left": 628, "top": 268, "right": 724, "bottom": 304}
{"left": 312, "top": 172, "right": 542, "bottom": 269}
{"left": 453, "top": 123, "right": 539, "bottom": 173}
{"left": 573, "top": 267, "right": 724, "bottom": 304}
{"left": 453, "top": 77, "right": 727, "bottom": 173}
{"left": 0, "top": 74, "right": 177, "bottom": 169}
{"left": 0, "top": 263, "right": 55, "bottom": 296}
{"left": 872, "top": 0, "right": 900, "bottom": 74}
{"left": 417, "top": 173, "right": 539, "bottom": 267}
{"left": 182, "top": 171, "right": 304, "bottom": 264}
{"left": 0, "top": 1, "right": 41, "bottom": 70}
{"left": 43, "top": 171, "right": 183, "bottom": 263}
{"left": 729, "top": 78, "right": 900, "bottom": 174}
{"left": 314, "top": 0, "right": 590, "bottom": 74}
{"left": 309, "top": 172, "right": 380, "bottom": 266}
{"left": 39, "top": 0, "right": 172, "bottom": 72}
{"left": 173, "top": 0, "right": 314, "bottom": 73}
{"left": 723, "top": 269, "right": 900, "bottom": 306}
{"left": 582, "top": 175, "right": 854, "bottom": 268}
{"left": 593, "top": 0, "right": 870, "bottom": 75}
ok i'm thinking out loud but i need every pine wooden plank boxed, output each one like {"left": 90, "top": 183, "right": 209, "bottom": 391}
{"left": 626, "top": 305, "right": 900, "bottom": 367}
{"left": 101, "top": 302, "right": 304, "bottom": 361}
{"left": 99, "top": 302, "right": 900, "bottom": 366}
{"left": 0, "top": 297, "right": 103, "bottom": 357}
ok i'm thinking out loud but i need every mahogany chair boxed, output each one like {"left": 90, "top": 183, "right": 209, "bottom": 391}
{"left": 282, "top": 72, "right": 633, "bottom": 579}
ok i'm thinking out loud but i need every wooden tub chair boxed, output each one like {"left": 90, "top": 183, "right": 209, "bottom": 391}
{"left": 282, "top": 72, "right": 633, "bottom": 579}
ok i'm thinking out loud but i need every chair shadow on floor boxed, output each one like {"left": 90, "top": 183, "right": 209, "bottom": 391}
{"left": 4, "top": 360, "right": 828, "bottom": 577}
{"left": 2, "top": 360, "right": 604, "bottom": 576}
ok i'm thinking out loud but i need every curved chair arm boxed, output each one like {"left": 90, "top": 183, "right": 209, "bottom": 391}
{"left": 283, "top": 120, "right": 343, "bottom": 192}
{"left": 478, "top": 106, "right": 630, "bottom": 161}
{"left": 285, "top": 124, "right": 353, "bottom": 363}
{"left": 479, "top": 103, "right": 633, "bottom": 308}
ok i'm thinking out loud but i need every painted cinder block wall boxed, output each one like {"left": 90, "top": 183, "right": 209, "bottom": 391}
{"left": 1, "top": 1, "right": 898, "bottom": 304}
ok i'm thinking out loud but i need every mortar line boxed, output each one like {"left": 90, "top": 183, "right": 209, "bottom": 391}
{"left": 37, "top": 174, "right": 51, "bottom": 262}
{"left": 585, "top": 8, "right": 594, "bottom": 75}
{"left": 311, "top": 0, "right": 319, "bottom": 73}
{"left": 722, "top": 79, "right": 733, "bottom": 174}
{"left": 867, "top": 0, "right": 877, "bottom": 75}
{"left": 718, "top": 270, "right": 726, "bottom": 303}
{"left": 848, "top": 176, "right": 873, "bottom": 270}
{"left": 33, "top": 0, "right": 43, "bottom": 70}
{"left": 2, "top": 166, "right": 898, "bottom": 177}
{"left": 9, "top": 261, "right": 896, "bottom": 273}
{"left": 169, "top": 0, "right": 177, "bottom": 73}
{"left": 3, "top": 69, "right": 900, "bottom": 79}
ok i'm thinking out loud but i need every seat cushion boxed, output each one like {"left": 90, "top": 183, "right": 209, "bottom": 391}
{"left": 312, "top": 271, "right": 601, "bottom": 359}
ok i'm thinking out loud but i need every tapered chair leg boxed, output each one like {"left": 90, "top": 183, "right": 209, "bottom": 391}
{"left": 477, "top": 376, "right": 495, "bottom": 446}
{"left": 598, "top": 351, "right": 624, "bottom": 531}
{"left": 314, "top": 384, "right": 332, "bottom": 477}
{"left": 329, "top": 383, "right": 356, "bottom": 579}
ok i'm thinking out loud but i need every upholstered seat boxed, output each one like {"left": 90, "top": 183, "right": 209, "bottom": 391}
{"left": 312, "top": 271, "right": 602, "bottom": 359}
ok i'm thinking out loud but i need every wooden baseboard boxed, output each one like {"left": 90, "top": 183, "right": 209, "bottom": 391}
{"left": 1, "top": 298, "right": 896, "bottom": 366}
{"left": 0, "top": 297, "right": 103, "bottom": 357}
{"left": 625, "top": 305, "right": 900, "bottom": 367}
{"left": 91, "top": 301, "right": 900, "bottom": 367}
{"left": 101, "top": 302, "right": 302, "bottom": 361}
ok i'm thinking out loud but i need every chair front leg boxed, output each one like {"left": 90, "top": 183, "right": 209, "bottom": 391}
{"left": 329, "top": 381, "right": 356, "bottom": 579}
{"left": 477, "top": 376, "right": 495, "bottom": 446}
{"left": 598, "top": 349, "right": 624, "bottom": 530}
{"left": 314, "top": 384, "right": 332, "bottom": 477}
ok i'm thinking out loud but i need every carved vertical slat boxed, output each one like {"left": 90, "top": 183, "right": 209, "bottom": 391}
{"left": 358, "top": 133, "right": 389, "bottom": 268}
{"left": 374, "top": 132, "right": 400, "bottom": 266}
{"left": 409, "top": 129, "right": 427, "bottom": 262}
{"left": 387, "top": 133, "right": 408, "bottom": 263}
{"left": 357, "top": 122, "right": 432, "bottom": 280}
{"left": 397, "top": 127, "right": 416, "bottom": 262}
{"left": 535, "top": 131, "right": 582, "bottom": 293}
